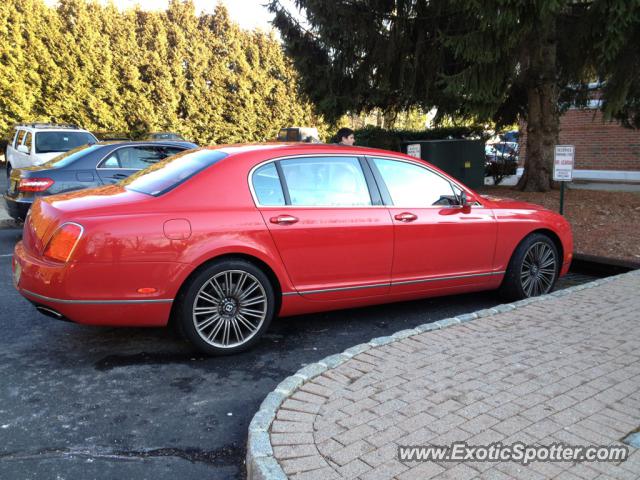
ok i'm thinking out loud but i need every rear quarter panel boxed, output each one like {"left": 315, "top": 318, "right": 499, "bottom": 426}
{"left": 68, "top": 153, "right": 295, "bottom": 300}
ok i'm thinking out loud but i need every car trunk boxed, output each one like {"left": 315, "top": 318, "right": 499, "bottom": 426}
{"left": 22, "top": 186, "right": 152, "bottom": 256}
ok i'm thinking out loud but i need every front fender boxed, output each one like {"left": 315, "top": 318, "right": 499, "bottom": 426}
{"left": 493, "top": 208, "right": 573, "bottom": 274}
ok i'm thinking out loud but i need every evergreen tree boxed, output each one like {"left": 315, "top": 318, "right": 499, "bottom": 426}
{"left": 100, "top": 4, "right": 152, "bottom": 134}
{"left": 0, "top": 0, "right": 40, "bottom": 133}
{"left": 269, "top": 0, "right": 640, "bottom": 192}
{"left": 0, "top": 0, "right": 324, "bottom": 145}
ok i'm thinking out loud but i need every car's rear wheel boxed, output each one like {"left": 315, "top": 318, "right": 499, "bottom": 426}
{"left": 500, "top": 233, "right": 559, "bottom": 300}
{"left": 176, "top": 259, "right": 275, "bottom": 355}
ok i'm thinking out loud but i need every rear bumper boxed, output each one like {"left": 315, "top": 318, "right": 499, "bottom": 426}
{"left": 3, "top": 195, "right": 31, "bottom": 221}
{"left": 13, "top": 241, "right": 176, "bottom": 327}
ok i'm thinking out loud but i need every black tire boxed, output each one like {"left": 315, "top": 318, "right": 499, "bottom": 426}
{"left": 6, "top": 164, "right": 11, "bottom": 181}
{"left": 500, "top": 233, "right": 560, "bottom": 301}
{"left": 175, "top": 259, "right": 275, "bottom": 355}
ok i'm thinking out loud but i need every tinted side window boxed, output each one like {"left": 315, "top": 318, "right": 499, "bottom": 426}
{"left": 373, "top": 158, "right": 457, "bottom": 207}
{"left": 11, "top": 129, "right": 18, "bottom": 148}
{"left": 15, "top": 130, "right": 26, "bottom": 148}
{"left": 118, "top": 146, "right": 166, "bottom": 169}
{"left": 280, "top": 156, "right": 371, "bottom": 207}
{"left": 252, "top": 163, "right": 285, "bottom": 206}
{"left": 24, "top": 133, "right": 32, "bottom": 152}
{"left": 161, "top": 147, "right": 187, "bottom": 157}
{"left": 100, "top": 153, "right": 120, "bottom": 168}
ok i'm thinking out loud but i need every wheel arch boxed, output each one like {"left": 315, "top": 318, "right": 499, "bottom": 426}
{"left": 527, "top": 228, "right": 564, "bottom": 265}
{"left": 499, "top": 228, "right": 564, "bottom": 300}
{"left": 169, "top": 252, "right": 284, "bottom": 325}
{"left": 500, "top": 227, "right": 564, "bottom": 279}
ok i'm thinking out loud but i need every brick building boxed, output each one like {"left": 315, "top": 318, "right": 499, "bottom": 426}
{"left": 518, "top": 106, "right": 640, "bottom": 182}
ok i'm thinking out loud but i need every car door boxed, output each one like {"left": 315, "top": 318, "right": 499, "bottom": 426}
{"left": 253, "top": 155, "right": 394, "bottom": 301}
{"left": 369, "top": 156, "right": 498, "bottom": 295}
{"left": 97, "top": 145, "right": 183, "bottom": 184}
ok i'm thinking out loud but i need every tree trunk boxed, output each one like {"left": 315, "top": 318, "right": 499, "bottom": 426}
{"left": 517, "top": 17, "right": 560, "bottom": 192}
{"left": 383, "top": 110, "right": 397, "bottom": 129}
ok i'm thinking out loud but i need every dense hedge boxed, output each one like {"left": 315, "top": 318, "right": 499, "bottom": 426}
{"left": 353, "top": 125, "right": 489, "bottom": 152}
{"left": 0, "top": 0, "right": 325, "bottom": 145}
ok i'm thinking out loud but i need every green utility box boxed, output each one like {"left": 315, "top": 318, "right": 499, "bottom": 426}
{"left": 401, "top": 139, "right": 484, "bottom": 189}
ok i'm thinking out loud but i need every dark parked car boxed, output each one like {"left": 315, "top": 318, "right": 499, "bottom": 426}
{"left": 144, "top": 132, "right": 186, "bottom": 141}
{"left": 4, "top": 140, "right": 196, "bottom": 220}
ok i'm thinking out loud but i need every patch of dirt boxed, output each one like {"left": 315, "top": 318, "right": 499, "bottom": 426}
{"left": 477, "top": 186, "right": 640, "bottom": 262}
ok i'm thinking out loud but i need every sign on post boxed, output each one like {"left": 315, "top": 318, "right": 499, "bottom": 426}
{"left": 406, "top": 143, "right": 421, "bottom": 159}
{"left": 553, "top": 145, "right": 574, "bottom": 181}
{"left": 554, "top": 145, "right": 574, "bottom": 215}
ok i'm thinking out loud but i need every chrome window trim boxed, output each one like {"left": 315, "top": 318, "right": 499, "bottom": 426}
{"left": 248, "top": 152, "right": 484, "bottom": 209}
{"left": 248, "top": 153, "right": 382, "bottom": 209}
{"left": 96, "top": 144, "right": 182, "bottom": 170}
{"left": 21, "top": 289, "right": 173, "bottom": 305}
{"left": 366, "top": 155, "right": 485, "bottom": 209}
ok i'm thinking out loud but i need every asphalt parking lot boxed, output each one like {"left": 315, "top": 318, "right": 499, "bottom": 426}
{"left": 0, "top": 225, "right": 602, "bottom": 480}
{"left": 0, "top": 166, "right": 604, "bottom": 479}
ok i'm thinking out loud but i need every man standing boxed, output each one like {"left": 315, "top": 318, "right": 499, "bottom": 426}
{"left": 335, "top": 128, "right": 355, "bottom": 146}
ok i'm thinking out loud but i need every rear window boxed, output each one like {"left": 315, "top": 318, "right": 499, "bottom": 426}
{"left": 41, "top": 144, "right": 101, "bottom": 168}
{"left": 35, "top": 131, "right": 96, "bottom": 153}
{"left": 123, "top": 149, "right": 228, "bottom": 196}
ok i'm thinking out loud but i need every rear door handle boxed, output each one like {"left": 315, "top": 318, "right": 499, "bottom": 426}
{"left": 394, "top": 212, "right": 418, "bottom": 222}
{"left": 270, "top": 215, "right": 299, "bottom": 225}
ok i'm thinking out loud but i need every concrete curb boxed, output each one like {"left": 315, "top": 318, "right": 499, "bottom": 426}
{"left": 245, "top": 269, "right": 640, "bottom": 479}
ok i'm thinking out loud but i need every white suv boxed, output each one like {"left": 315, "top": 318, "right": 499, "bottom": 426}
{"left": 6, "top": 123, "right": 97, "bottom": 177}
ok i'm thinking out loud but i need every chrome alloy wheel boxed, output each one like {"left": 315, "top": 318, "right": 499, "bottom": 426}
{"left": 192, "top": 270, "right": 268, "bottom": 349}
{"left": 520, "top": 241, "right": 557, "bottom": 297}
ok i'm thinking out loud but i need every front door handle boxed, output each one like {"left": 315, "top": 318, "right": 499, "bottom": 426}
{"left": 270, "top": 215, "right": 299, "bottom": 225}
{"left": 394, "top": 212, "right": 418, "bottom": 223}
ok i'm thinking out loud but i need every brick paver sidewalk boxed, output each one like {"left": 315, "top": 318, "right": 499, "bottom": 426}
{"left": 249, "top": 271, "right": 640, "bottom": 479}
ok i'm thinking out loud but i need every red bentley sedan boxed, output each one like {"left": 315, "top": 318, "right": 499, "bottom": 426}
{"left": 12, "top": 144, "right": 573, "bottom": 355}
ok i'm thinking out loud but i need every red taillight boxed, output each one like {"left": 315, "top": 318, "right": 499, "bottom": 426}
{"left": 43, "top": 223, "right": 83, "bottom": 263}
{"left": 19, "top": 178, "right": 54, "bottom": 192}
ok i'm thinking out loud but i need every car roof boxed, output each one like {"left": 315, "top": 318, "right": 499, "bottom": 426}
{"left": 96, "top": 140, "right": 197, "bottom": 148}
{"left": 211, "top": 142, "right": 408, "bottom": 158}
{"left": 15, "top": 124, "right": 91, "bottom": 133}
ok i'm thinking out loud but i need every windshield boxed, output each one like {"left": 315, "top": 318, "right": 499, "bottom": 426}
{"left": 35, "top": 131, "right": 96, "bottom": 153}
{"left": 149, "top": 133, "right": 184, "bottom": 140}
{"left": 39, "top": 144, "right": 102, "bottom": 168}
{"left": 123, "top": 149, "right": 228, "bottom": 196}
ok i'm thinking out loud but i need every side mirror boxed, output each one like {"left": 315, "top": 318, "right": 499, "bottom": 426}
{"left": 459, "top": 191, "right": 477, "bottom": 209}
{"left": 17, "top": 144, "right": 29, "bottom": 154}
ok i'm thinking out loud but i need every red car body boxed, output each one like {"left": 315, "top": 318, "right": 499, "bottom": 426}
{"left": 12, "top": 144, "right": 572, "bottom": 346}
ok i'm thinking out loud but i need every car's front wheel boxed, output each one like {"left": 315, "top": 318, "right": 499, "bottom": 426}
{"left": 176, "top": 259, "right": 276, "bottom": 355}
{"left": 500, "top": 233, "right": 559, "bottom": 300}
